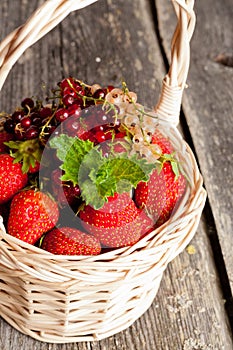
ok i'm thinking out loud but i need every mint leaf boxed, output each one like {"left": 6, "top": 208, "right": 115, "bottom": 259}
{"left": 78, "top": 149, "right": 107, "bottom": 207}
{"left": 79, "top": 179, "right": 105, "bottom": 209}
{"left": 80, "top": 149, "right": 104, "bottom": 183}
{"left": 116, "top": 179, "right": 132, "bottom": 193}
{"left": 96, "top": 157, "right": 155, "bottom": 196}
{"left": 50, "top": 134, "right": 94, "bottom": 185}
{"left": 61, "top": 139, "right": 94, "bottom": 184}
{"left": 78, "top": 151, "right": 156, "bottom": 209}
{"left": 49, "top": 134, "right": 77, "bottom": 162}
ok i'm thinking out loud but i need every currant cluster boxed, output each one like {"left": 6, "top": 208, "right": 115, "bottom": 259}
{"left": 2, "top": 77, "right": 120, "bottom": 145}
{"left": 3, "top": 98, "right": 53, "bottom": 141}
{"left": 53, "top": 77, "right": 126, "bottom": 146}
{"left": 54, "top": 77, "right": 114, "bottom": 123}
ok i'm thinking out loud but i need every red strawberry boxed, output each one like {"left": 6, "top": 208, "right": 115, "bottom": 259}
{"left": 151, "top": 129, "right": 174, "bottom": 154}
{"left": 7, "top": 190, "right": 59, "bottom": 244}
{"left": 28, "top": 160, "right": 40, "bottom": 174}
{"left": 0, "top": 154, "right": 28, "bottom": 204}
{"left": 79, "top": 192, "right": 153, "bottom": 248}
{"left": 135, "top": 164, "right": 186, "bottom": 227}
{"left": 41, "top": 227, "right": 101, "bottom": 255}
{"left": 135, "top": 130, "right": 186, "bottom": 227}
{"left": 0, "top": 131, "right": 14, "bottom": 153}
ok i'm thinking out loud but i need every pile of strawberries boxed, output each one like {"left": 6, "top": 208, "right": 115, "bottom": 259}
{"left": 0, "top": 78, "right": 186, "bottom": 255}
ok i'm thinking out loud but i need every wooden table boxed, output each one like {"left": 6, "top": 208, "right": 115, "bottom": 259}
{"left": 0, "top": 0, "right": 233, "bottom": 349}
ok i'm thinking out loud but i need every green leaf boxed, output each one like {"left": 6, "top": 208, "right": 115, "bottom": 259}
{"left": 78, "top": 149, "right": 106, "bottom": 208}
{"left": 78, "top": 151, "right": 156, "bottom": 209}
{"left": 49, "top": 134, "right": 77, "bottom": 162}
{"left": 116, "top": 179, "right": 132, "bottom": 193}
{"left": 96, "top": 157, "right": 152, "bottom": 189}
{"left": 57, "top": 137, "right": 94, "bottom": 184}
{"left": 79, "top": 179, "right": 105, "bottom": 209}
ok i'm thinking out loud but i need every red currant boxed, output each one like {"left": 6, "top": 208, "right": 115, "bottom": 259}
{"left": 64, "top": 119, "right": 81, "bottom": 135}
{"left": 115, "top": 131, "right": 127, "bottom": 139}
{"left": 12, "top": 110, "right": 25, "bottom": 123}
{"left": 104, "top": 129, "right": 114, "bottom": 140}
{"left": 93, "top": 89, "right": 106, "bottom": 99}
{"left": 48, "top": 126, "right": 61, "bottom": 137}
{"left": 21, "top": 97, "right": 34, "bottom": 110}
{"left": 107, "top": 85, "right": 115, "bottom": 92}
{"left": 20, "top": 116, "right": 31, "bottom": 129}
{"left": 77, "top": 88, "right": 86, "bottom": 96}
{"left": 74, "top": 96, "right": 84, "bottom": 108}
{"left": 63, "top": 183, "right": 81, "bottom": 202}
{"left": 55, "top": 108, "right": 69, "bottom": 122}
{"left": 59, "top": 77, "right": 75, "bottom": 90}
{"left": 15, "top": 130, "right": 25, "bottom": 140}
{"left": 73, "top": 81, "right": 82, "bottom": 91}
{"left": 67, "top": 104, "right": 81, "bottom": 117}
{"left": 4, "top": 119, "right": 15, "bottom": 133}
{"left": 79, "top": 131, "right": 96, "bottom": 143}
{"left": 25, "top": 126, "right": 39, "bottom": 139}
{"left": 93, "top": 125, "right": 105, "bottom": 133}
{"left": 62, "top": 94, "right": 76, "bottom": 107}
{"left": 40, "top": 107, "right": 52, "bottom": 119}
{"left": 31, "top": 112, "right": 42, "bottom": 126}
{"left": 95, "top": 131, "right": 106, "bottom": 143}
{"left": 62, "top": 87, "right": 77, "bottom": 97}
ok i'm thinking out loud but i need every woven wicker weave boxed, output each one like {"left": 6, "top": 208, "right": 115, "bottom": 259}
{"left": 0, "top": 0, "right": 206, "bottom": 343}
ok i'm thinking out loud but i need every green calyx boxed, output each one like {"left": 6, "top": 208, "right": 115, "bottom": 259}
{"left": 157, "top": 153, "right": 180, "bottom": 180}
{"left": 4, "top": 139, "right": 42, "bottom": 173}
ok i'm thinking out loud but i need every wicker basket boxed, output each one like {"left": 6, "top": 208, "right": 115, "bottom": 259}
{"left": 0, "top": 0, "right": 206, "bottom": 344}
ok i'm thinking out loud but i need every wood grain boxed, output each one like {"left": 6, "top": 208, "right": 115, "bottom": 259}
{"left": 0, "top": 0, "right": 232, "bottom": 349}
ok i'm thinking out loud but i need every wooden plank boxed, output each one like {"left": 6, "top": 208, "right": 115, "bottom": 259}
{"left": 155, "top": 0, "right": 233, "bottom": 293}
{"left": 0, "top": 0, "right": 232, "bottom": 349}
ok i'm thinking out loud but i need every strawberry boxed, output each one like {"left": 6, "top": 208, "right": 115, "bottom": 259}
{"left": 79, "top": 192, "right": 153, "bottom": 248}
{"left": 0, "top": 131, "right": 14, "bottom": 153}
{"left": 41, "top": 227, "right": 101, "bottom": 255}
{"left": 7, "top": 189, "right": 59, "bottom": 244}
{"left": 28, "top": 160, "right": 40, "bottom": 174}
{"left": 151, "top": 129, "right": 174, "bottom": 154}
{"left": 134, "top": 130, "right": 186, "bottom": 227}
{"left": 0, "top": 154, "right": 28, "bottom": 204}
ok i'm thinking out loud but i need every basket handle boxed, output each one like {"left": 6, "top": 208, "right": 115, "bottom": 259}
{"left": 0, "top": 0, "right": 196, "bottom": 126}
{"left": 155, "top": 0, "right": 196, "bottom": 125}
{"left": 0, "top": 0, "right": 98, "bottom": 91}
